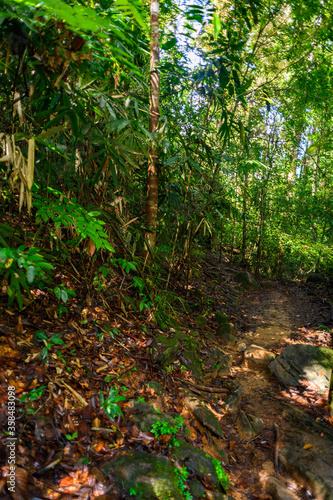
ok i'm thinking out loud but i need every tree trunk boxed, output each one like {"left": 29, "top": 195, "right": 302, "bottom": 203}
{"left": 328, "top": 369, "right": 333, "bottom": 417}
{"left": 241, "top": 172, "right": 248, "bottom": 263}
{"left": 145, "top": 0, "right": 160, "bottom": 257}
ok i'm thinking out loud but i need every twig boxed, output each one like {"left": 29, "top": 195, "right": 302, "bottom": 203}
{"left": 174, "top": 376, "right": 229, "bottom": 394}
{"left": 56, "top": 380, "right": 88, "bottom": 406}
{"left": 274, "top": 423, "right": 281, "bottom": 478}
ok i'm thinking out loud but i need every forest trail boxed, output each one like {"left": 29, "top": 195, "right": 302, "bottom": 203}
{"left": 227, "top": 281, "right": 333, "bottom": 500}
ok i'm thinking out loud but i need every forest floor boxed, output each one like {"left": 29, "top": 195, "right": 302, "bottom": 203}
{"left": 0, "top": 250, "right": 333, "bottom": 500}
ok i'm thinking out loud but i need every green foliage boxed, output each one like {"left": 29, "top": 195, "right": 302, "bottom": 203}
{"left": 150, "top": 415, "right": 184, "bottom": 439}
{"left": 34, "top": 190, "right": 115, "bottom": 253}
{"left": 20, "top": 386, "right": 46, "bottom": 403}
{"left": 174, "top": 467, "right": 193, "bottom": 500}
{"left": 54, "top": 285, "right": 76, "bottom": 304}
{"left": 37, "top": 331, "right": 64, "bottom": 361}
{"left": 65, "top": 431, "right": 78, "bottom": 441}
{"left": 53, "top": 284, "right": 76, "bottom": 317}
{"left": 100, "top": 386, "right": 126, "bottom": 420}
{"left": 212, "top": 459, "right": 230, "bottom": 491}
{"left": 0, "top": 246, "right": 54, "bottom": 310}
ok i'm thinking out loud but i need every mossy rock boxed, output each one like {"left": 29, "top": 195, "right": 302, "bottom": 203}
{"left": 154, "top": 340, "right": 181, "bottom": 368}
{"left": 184, "top": 393, "right": 224, "bottom": 438}
{"left": 172, "top": 439, "right": 223, "bottom": 491}
{"left": 214, "top": 312, "right": 235, "bottom": 344}
{"left": 128, "top": 401, "right": 180, "bottom": 434}
{"left": 189, "top": 479, "right": 205, "bottom": 498}
{"left": 102, "top": 451, "right": 184, "bottom": 500}
{"left": 234, "top": 271, "right": 259, "bottom": 291}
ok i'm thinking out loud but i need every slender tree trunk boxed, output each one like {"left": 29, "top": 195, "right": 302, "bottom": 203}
{"left": 145, "top": 0, "right": 160, "bottom": 257}
{"left": 241, "top": 172, "right": 248, "bottom": 263}
{"left": 328, "top": 369, "right": 333, "bottom": 417}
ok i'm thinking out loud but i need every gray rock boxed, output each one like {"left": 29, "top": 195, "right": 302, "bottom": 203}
{"left": 102, "top": 451, "right": 183, "bottom": 500}
{"left": 279, "top": 405, "right": 333, "bottom": 500}
{"left": 234, "top": 271, "right": 259, "bottom": 291}
{"left": 265, "top": 476, "right": 299, "bottom": 500}
{"left": 236, "top": 411, "right": 264, "bottom": 440}
{"left": 224, "top": 386, "right": 243, "bottom": 413}
{"left": 243, "top": 344, "right": 276, "bottom": 368}
{"left": 189, "top": 479, "right": 205, "bottom": 498}
{"left": 184, "top": 393, "right": 224, "bottom": 438}
{"left": 269, "top": 344, "right": 333, "bottom": 393}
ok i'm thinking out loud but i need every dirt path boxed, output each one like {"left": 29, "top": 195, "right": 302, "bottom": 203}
{"left": 226, "top": 282, "right": 333, "bottom": 499}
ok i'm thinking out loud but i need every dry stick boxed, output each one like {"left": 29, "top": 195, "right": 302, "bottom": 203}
{"left": 174, "top": 376, "right": 228, "bottom": 394}
{"left": 58, "top": 380, "right": 88, "bottom": 406}
{"left": 273, "top": 423, "right": 281, "bottom": 479}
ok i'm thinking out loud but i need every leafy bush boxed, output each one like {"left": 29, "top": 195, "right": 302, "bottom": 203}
{"left": 0, "top": 246, "right": 54, "bottom": 309}
{"left": 34, "top": 189, "right": 115, "bottom": 252}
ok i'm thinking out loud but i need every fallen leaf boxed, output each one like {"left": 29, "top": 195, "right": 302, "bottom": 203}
{"left": 303, "top": 443, "right": 313, "bottom": 449}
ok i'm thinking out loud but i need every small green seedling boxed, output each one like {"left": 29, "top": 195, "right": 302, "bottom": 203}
{"left": 77, "top": 457, "right": 90, "bottom": 465}
{"left": 37, "top": 331, "right": 64, "bottom": 360}
{"left": 20, "top": 386, "right": 46, "bottom": 402}
{"left": 65, "top": 431, "right": 78, "bottom": 441}
{"left": 100, "top": 386, "right": 126, "bottom": 420}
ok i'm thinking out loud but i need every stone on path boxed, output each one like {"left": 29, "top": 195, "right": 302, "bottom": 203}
{"left": 184, "top": 393, "right": 224, "bottom": 438}
{"left": 242, "top": 344, "right": 276, "bottom": 368}
{"left": 265, "top": 476, "right": 299, "bottom": 500}
{"left": 236, "top": 411, "right": 264, "bottom": 441}
{"left": 269, "top": 343, "right": 333, "bottom": 392}
{"left": 224, "top": 385, "right": 243, "bottom": 413}
{"left": 279, "top": 403, "right": 333, "bottom": 500}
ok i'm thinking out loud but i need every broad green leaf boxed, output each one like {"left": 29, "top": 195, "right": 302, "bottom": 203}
{"left": 213, "top": 13, "right": 222, "bottom": 39}
{"left": 60, "top": 290, "right": 68, "bottom": 303}
{"left": 27, "top": 266, "right": 35, "bottom": 283}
